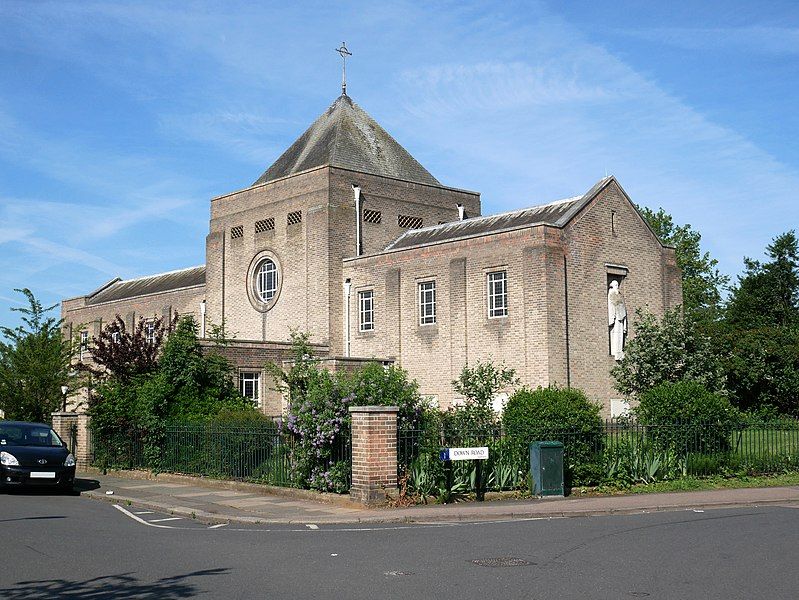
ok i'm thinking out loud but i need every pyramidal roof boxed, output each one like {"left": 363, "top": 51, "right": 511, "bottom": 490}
{"left": 253, "top": 94, "right": 441, "bottom": 187}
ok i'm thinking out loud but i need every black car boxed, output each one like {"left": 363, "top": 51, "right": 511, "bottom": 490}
{"left": 0, "top": 421, "right": 76, "bottom": 492}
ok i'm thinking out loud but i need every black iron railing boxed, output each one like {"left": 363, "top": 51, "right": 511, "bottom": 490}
{"left": 91, "top": 422, "right": 351, "bottom": 489}
{"left": 398, "top": 419, "right": 799, "bottom": 495}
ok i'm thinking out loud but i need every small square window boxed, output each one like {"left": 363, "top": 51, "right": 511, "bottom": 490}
{"left": 231, "top": 225, "right": 244, "bottom": 239}
{"left": 359, "top": 290, "right": 374, "bottom": 331}
{"left": 487, "top": 271, "right": 508, "bottom": 318}
{"left": 419, "top": 281, "right": 436, "bottom": 325}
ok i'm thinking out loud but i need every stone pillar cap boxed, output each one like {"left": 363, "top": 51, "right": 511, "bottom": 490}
{"left": 348, "top": 406, "right": 399, "bottom": 413}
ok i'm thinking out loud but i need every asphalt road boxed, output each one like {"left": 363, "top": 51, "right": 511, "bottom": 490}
{"left": 2, "top": 488, "right": 798, "bottom": 599}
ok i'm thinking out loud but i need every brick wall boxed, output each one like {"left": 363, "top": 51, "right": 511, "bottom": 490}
{"left": 342, "top": 179, "right": 682, "bottom": 413}
{"left": 349, "top": 406, "right": 398, "bottom": 504}
{"left": 51, "top": 412, "right": 91, "bottom": 469}
{"left": 560, "top": 180, "right": 682, "bottom": 415}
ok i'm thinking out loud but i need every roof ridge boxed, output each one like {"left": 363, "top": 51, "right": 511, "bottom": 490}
{"left": 383, "top": 191, "right": 589, "bottom": 252}
{"left": 108, "top": 264, "right": 206, "bottom": 287}
{"left": 329, "top": 94, "right": 346, "bottom": 167}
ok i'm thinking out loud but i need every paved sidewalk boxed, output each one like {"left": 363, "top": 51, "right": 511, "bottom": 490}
{"left": 76, "top": 472, "right": 799, "bottom": 525}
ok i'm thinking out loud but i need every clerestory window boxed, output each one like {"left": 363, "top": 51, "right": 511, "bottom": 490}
{"left": 419, "top": 281, "right": 436, "bottom": 325}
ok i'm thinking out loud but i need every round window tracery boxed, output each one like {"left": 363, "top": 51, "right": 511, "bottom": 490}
{"left": 247, "top": 251, "right": 282, "bottom": 312}
{"left": 256, "top": 259, "right": 278, "bottom": 302}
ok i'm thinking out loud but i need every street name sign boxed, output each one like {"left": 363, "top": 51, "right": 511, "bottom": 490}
{"left": 439, "top": 447, "right": 489, "bottom": 461}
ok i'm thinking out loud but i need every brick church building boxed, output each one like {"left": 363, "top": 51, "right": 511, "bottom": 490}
{"left": 62, "top": 93, "right": 682, "bottom": 417}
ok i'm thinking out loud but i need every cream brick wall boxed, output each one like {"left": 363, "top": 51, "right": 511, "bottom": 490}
{"left": 559, "top": 180, "right": 681, "bottom": 415}
{"left": 61, "top": 285, "right": 205, "bottom": 349}
{"left": 61, "top": 162, "right": 679, "bottom": 419}
{"left": 342, "top": 179, "right": 682, "bottom": 413}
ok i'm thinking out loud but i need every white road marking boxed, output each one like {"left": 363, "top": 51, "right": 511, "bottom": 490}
{"left": 306, "top": 524, "right": 319, "bottom": 530}
{"left": 134, "top": 511, "right": 154, "bottom": 515}
{"left": 149, "top": 517, "right": 183, "bottom": 523}
{"left": 113, "top": 505, "right": 178, "bottom": 529}
{"left": 208, "top": 523, "right": 228, "bottom": 529}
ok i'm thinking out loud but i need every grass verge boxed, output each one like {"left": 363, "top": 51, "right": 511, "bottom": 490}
{"left": 572, "top": 471, "right": 799, "bottom": 497}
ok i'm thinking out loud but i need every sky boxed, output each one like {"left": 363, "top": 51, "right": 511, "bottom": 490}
{"left": 1, "top": 0, "right": 797, "bottom": 327}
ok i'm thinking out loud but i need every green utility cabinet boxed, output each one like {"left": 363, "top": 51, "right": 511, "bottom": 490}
{"left": 530, "top": 441, "right": 564, "bottom": 496}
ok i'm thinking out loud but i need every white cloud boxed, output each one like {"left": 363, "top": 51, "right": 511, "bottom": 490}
{"left": 618, "top": 26, "right": 799, "bottom": 55}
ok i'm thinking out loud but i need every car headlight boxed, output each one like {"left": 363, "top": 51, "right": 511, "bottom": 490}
{"left": 0, "top": 451, "right": 19, "bottom": 466}
{"left": 64, "top": 454, "right": 76, "bottom": 467}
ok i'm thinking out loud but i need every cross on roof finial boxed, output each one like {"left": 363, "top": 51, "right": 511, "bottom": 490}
{"left": 336, "top": 42, "right": 352, "bottom": 96}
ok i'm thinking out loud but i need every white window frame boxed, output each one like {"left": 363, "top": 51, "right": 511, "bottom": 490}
{"left": 79, "top": 331, "right": 89, "bottom": 361}
{"left": 419, "top": 281, "right": 436, "bottom": 325}
{"left": 144, "top": 321, "right": 156, "bottom": 345}
{"left": 256, "top": 259, "right": 279, "bottom": 303}
{"left": 487, "top": 270, "right": 508, "bottom": 318}
{"left": 358, "top": 290, "right": 374, "bottom": 332}
{"left": 111, "top": 331, "right": 121, "bottom": 344}
{"left": 238, "top": 371, "right": 261, "bottom": 408}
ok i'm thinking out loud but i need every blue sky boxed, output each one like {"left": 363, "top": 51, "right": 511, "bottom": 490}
{"left": 1, "top": 1, "right": 797, "bottom": 326}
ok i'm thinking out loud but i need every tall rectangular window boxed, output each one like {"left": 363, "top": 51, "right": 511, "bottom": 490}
{"left": 79, "top": 331, "right": 89, "bottom": 361}
{"left": 419, "top": 281, "right": 436, "bottom": 325}
{"left": 238, "top": 372, "right": 261, "bottom": 407}
{"left": 358, "top": 290, "right": 374, "bottom": 331}
{"left": 144, "top": 321, "right": 156, "bottom": 344}
{"left": 487, "top": 270, "right": 508, "bottom": 317}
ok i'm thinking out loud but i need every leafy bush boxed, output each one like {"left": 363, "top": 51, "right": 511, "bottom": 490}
{"left": 271, "top": 332, "right": 425, "bottom": 493}
{"left": 603, "top": 438, "right": 685, "bottom": 486}
{"left": 717, "top": 325, "right": 799, "bottom": 417}
{"left": 502, "top": 386, "right": 604, "bottom": 486}
{"left": 635, "top": 380, "right": 740, "bottom": 453}
{"left": 448, "top": 359, "right": 518, "bottom": 434}
{"left": 611, "top": 308, "right": 725, "bottom": 398}
{"left": 89, "top": 316, "right": 255, "bottom": 471}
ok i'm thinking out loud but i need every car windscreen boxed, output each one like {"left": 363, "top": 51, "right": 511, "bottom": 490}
{"left": 0, "top": 424, "right": 63, "bottom": 447}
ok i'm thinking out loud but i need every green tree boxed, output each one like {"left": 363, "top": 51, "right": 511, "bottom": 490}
{"left": 153, "top": 316, "right": 248, "bottom": 420}
{"left": 0, "top": 289, "right": 78, "bottom": 422}
{"left": 449, "top": 359, "right": 519, "bottom": 432}
{"left": 717, "top": 325, "right": 799, "bottom": 416}
{"left": 611, "top": 308, "right": 725, "bottom": 398}
{"left": 638, "top": 206, "right": 729, "bottom": 322}
{"left": 725, "top": 230, "right": 799, "bottom": 328}
{"left": 82, "top": 315, "right": 170, "bottom": 382}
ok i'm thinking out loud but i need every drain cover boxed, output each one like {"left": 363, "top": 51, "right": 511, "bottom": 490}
{"left": 471, "top": 557, "right": 535, "bottom": 568}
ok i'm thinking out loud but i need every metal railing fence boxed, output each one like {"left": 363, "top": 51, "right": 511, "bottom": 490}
{"left": 91, "top": 422, "right": 351, "bottom": 489}
{"left": 398, "top": 419, "right": 799, "bottom": 493}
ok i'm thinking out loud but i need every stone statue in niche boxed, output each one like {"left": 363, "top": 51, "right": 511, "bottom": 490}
{"left": 608, "top": 279, "right": 627, "bottom": 360}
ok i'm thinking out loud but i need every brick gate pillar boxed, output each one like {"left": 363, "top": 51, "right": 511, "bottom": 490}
{"left": 349, "top": 406, "right": 398, "bottom": 505}
{"left": 51, "top": 411, "right": 91, "bottom": 469}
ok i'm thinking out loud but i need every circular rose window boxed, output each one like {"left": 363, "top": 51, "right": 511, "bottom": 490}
{"left": 256, "top": 259, "right": 278, "bottom": 302}
{"left": 247, "top": 251, "right": 282, "bottom": 312}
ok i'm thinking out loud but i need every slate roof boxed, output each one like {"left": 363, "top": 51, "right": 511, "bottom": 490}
{"left": 384, "top": 177, "right": 614, "bottom": 252}
{"left": 85, "top": 265, "right": 206, "bottom": 306}
{"left": 253, "top": 94, "right": 440, "bottom": 187}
